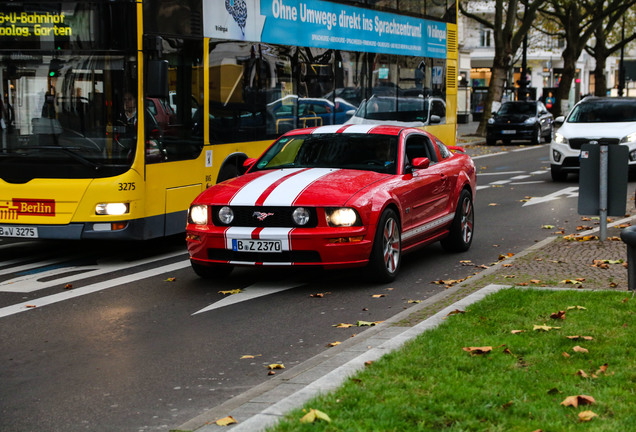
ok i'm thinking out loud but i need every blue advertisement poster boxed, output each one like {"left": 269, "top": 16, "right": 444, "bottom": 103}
{"left": 204, "top": 0, "right": 447, "bottom": 58}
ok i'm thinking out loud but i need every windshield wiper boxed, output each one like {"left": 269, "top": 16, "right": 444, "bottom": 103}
{"left": 15, "top": 145, "right": 102, "bottom": 171}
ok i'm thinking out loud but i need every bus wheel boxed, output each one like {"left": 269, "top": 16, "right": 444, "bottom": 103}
{"left": 191, "top": 261, "right": 233, "bottom": 279}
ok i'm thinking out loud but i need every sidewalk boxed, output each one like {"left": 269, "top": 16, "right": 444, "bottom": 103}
{"left": 177, "top": 214, "right": 634, "bottom": 431}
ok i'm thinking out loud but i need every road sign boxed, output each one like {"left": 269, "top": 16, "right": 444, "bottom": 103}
{"left": 578, "top": 143, "right": 628, "bottom": 217}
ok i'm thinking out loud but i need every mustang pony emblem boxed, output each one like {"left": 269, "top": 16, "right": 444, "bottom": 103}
{"left": 253, "top": 211, "right": 274, "bottom": 221}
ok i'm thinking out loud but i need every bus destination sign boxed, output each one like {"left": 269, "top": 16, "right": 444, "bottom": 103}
{"left": 0, "top": 11, "right": 72, "bottom": 38}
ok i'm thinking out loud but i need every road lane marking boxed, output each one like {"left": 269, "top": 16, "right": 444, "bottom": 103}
{"left": 0, "top": 251, "right": 187, "bottom": 293}
{"left": 522, "top": 186, "right": 579, "bottom": 206}
{"left": 192, "top": 280, "right": 305, "bottom": 315}
{"left": 0, "top": 261, "right": 190, "bottom": 319}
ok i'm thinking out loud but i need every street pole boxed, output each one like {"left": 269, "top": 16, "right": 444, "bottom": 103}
{"left": 618, "top": 15, "right": 625, "bottom": 97}
{"left": 599, "top": 145, "right": 608, "bottom": 241}
{"left": 520, "top": 35, "right": 528, "bottom": 100}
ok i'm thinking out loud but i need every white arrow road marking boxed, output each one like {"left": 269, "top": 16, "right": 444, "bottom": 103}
{"left": 0, "top": 261, "right": 190, "bottom": 319}
{"left": 0, "top": 250, "right": 186, "bottom": 293}
{"left": 193, "top": 280, "right": 305, "bottom": 315}
{"left": 523, "top": 186, "right": 579, "bottom": 206}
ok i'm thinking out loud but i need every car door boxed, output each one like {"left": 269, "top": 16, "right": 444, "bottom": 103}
{"left": 537, "top": 102, "right": 552, "bottom": 135}
{"left": 397, "top": 133, "right": 452, "bottom": 246}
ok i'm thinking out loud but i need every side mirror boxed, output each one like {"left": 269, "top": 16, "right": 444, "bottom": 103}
{"left": 146, "top": 60, "right": 169, "bottom": 98}
{"left": 447, "top": 145, "right": 465, "bottom": 153}
{"left": 243, "top": 158, "right": 257, "bottom": 169}
{"left": 429, "top": 115, "right": 441, "bottom": 124}
{"left": 412, "top": 157, "right": 430, "bottom": 170}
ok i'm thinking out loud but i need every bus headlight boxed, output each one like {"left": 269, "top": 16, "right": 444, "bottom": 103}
{"left": 326, "top": 208, "right": 359, "bottom": 227}
{"left": 189, "top": 204, "right": 209, "bottom": 225}
{"left": 95, "top": 202, "right": 129, "bottom": 216}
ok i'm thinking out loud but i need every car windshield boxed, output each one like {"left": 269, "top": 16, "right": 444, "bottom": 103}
{"left": 254, "top": 133, "right": 398, "bottom": 174}
{"left": 497, "top": 102, "right": 537, "bottom": 116}
{"left": 568, "top": 99, "right": 636, "bottom": 123}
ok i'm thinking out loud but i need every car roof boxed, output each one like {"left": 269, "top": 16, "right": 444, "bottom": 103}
{"left": 282, "top": 124, "right": 421, "bottom": 137}
{"left": 577, "top": 96, "right": 636, "bottom": 104}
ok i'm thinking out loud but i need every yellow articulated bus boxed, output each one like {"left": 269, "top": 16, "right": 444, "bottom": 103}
{"left": 0, "top": 0, "right": 458, "bottom": 240}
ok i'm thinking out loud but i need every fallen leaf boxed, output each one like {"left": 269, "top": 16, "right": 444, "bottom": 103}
{"left": 534, "top": 325, "right": 561, "bottom": 332}
{"left": 562, "top": 352, "right": 570, "bottom": 358}
{"left": 218, "top": 289, "right": 242, "bottom": 295}
{"left": 566, "top": 305, "right": 587, "bottom": 311}
{"left": 596, "top": 364, "right": 609, "bottom": 375}
{"left": 462, "top": 346, "right": 492, "bottom": 355}
{"left": 488, "top": 203, "right": 498, "bottom": 206}
{"left": 215, "top": 416, "right": 237, "bottom": 426}
{"left": 407, "top": 299, "right": 422, "bottom": 304}
{"left": 511, "top": 330, "right": 525, "bottom": 334}
{"left": 327, "top": 341, "right": 341, "bottom": 347}
{"left": 550, "top": 310, "right": 566, "bottom": 320}
{"left": 267, "top": 363, "right": 285, "bottom": 370}
{"left": 240, "top": 354, "right": 261, "bottom": 359}
{"left": 333, "top": 323, "right": 354, "bottom": 328}
{"left": 310, "top": 293, "right": 325, "bottom": 298}
{"left": 357, "top": 320, "right": 383, "bottom": 326}
{"left": 573, "top": 346, "right": 589, "bottom": 354}
{"left": 164, "top": 277, "right": 176, "bottom": 282}
{"left": 542, "top": 224, "right": 555, "bottom": 229}
{"left": 576, "top": 369, "right": 589, "bottom": 378}
{"left": 371, "top": 294, "right": 386, "bottom": 298}
{"left": 300, "top": 408, "right": 331, "bottom": 424}
{"left": 578, "top": 410, "right": 598, "bottom": 422}
{"left": 445, "top": 309, "right": 465, "bottom": 317}
{"left": 530, "top": 279, "right": 542, "bottom": 284}
{"left": 64, "top": 283, "right": 73, "bottom": 290}
{"left": 561, "top": 395, "right": 595, "bottom": 408}
{"left": 25, "top": 304, "right": 37, "bottom": 308}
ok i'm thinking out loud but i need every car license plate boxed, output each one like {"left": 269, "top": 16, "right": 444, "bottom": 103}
{"left": 232, "top": 239, "right": 282, "bottom": 253}
{"left": 501, "top": 130, "right": 516, "bottom": 135}
{"left": 0, "top": 225, "right": 39, "bottom": 238}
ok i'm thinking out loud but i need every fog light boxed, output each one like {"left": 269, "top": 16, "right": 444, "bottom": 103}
{"left": 552, "top": 150, "right": 562, "bottom": 163}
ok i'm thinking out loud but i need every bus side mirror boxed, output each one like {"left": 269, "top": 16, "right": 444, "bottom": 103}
{"left": 147, "top": 60, "right": 169, "bottom": 98}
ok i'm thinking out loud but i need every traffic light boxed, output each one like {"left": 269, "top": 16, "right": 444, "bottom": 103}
{"left": 48, "top": 58, "right": 63, "bottom": 78}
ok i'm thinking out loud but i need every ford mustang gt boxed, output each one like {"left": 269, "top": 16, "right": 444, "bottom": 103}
{"left": 186, "top": 124, "right": 476, "bottom": 282}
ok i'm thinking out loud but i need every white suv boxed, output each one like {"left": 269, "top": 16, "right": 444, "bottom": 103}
{"left": 549, "top": 97, "right": 636, "bottom": 181}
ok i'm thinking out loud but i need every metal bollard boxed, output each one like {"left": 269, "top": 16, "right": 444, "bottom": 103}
{"left": 620, "top": 226, "right": 636, "bottom": 291}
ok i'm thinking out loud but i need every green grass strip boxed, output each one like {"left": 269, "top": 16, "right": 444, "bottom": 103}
{"left": 268, "top": 288, "right": 636, "bottom": 431}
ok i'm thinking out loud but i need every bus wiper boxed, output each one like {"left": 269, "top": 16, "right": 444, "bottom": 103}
{"left": 18, "top": 145, "right": 103, "bottom": 171}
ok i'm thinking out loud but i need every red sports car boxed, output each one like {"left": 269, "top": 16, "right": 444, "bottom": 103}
{"left": 186, "top": 124, "right": 476, "bottom": 282}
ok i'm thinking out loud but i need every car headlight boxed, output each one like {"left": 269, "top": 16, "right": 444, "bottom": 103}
{"left": 524, "top": 117, "right": 538, "bottom": 125}
{"left": 292, "top": 207, "right": 311, "bottom": 226}
{"left": 95, "top": 202, "right": 129, "bottom": 215}
{"left": 620, "top": 132, "right": 636, "bottom": 144}
{"left": 326, "top": 208, "right": 359, "bottom": 227}
{"left": 188, "top": 204, "right": 209, "bottom": 225}
{"left": 487, "top": 117, "right": 495, "bottom": 124}
{"left": 554, "top": 132, "right": 568, "bottom": 145}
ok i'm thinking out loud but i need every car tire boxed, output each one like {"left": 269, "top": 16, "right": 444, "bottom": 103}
{"left": 531, "top": 127, "right": 541, "bottom": 145}
{"left": 544, "top": 126, "right": 553, "bottom": 143}
{"left": 368, "top": 208, "right": 401, "bottom": 283}
{"left": 550, "top": 165, "right": 568, "bottom": 182}
{"left": 441, "top": 189, "right": 474, "bottom": 252}
{"left": 191, "top": 261, "right": 234, "bottom": 279}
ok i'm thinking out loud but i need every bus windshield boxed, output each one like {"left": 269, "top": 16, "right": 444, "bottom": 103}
{"left": 1, "top": 54, "right": 138, "bottom": 183}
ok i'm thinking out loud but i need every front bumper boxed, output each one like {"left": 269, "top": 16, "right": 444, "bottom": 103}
{"left": 186, "top": 224, "right": 374, "bottom": 269}
{"left": 550, "top": 141, "right": 636, "bottom": 172}
{"left": 486, "top": 125, "right": 535, "bottom": 141}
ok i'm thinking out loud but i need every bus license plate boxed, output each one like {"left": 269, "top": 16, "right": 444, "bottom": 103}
{"left": 0, "top": 225, "right": 39, "bottom": 238}
{"left": 232, "top": 239, "right": 282, "bottom": 253}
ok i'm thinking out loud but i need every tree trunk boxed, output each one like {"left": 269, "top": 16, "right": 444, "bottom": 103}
{"left": 475, "top": 65, "right": 508, "bottom": 136}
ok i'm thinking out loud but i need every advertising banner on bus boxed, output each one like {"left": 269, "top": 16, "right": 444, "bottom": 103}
{"left": 204, "top": 0, "right": 447, "bottom": 58}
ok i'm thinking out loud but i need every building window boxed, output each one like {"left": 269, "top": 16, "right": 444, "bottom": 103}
{"left": 479, "top": 25, "right": 491, "bottom": 47}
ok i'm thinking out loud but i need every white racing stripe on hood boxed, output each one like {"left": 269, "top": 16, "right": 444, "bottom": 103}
{"left": 340, "top": 124, "right": 377, "bottom": 134}
{"left": 230, "top": 168, "right": 304, "bottom": 206}
{"left": 263, "top": 168, "right": 337, "bottom": 206}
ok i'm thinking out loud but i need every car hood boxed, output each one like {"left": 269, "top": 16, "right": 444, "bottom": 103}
{"left": 196, "top": 168, "right": 389, "bottom": 207}
{"left": 492, "top": 114, "right": 532, "bottom": 124}
{"left": 559, "top": 121, "right": 636, "bottom": 139}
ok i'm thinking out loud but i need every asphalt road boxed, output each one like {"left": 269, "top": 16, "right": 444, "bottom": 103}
{"left": 2, "top": 142, "right": 629, "bottom": 431}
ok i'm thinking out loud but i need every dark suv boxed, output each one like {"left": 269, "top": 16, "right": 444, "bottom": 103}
{"left": 486, "top": 101, "right": 554, "bottom": 145}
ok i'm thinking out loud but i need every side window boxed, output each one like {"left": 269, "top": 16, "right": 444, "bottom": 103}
{"left": 405, "top": 134, "right": 436, "bottom": 169}
{"left": 437, "top": 139, "right": 451, "bottom": 159}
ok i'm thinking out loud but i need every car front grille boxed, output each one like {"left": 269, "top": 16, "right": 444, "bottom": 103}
{"left": 568, "top": 138, "right": 620, "bottom": 150}
{"left": 208, "top": 249, "right": 322, "bottom": 263}
{"left": 211, "top": 206, "right": 318, "bottom": 228}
